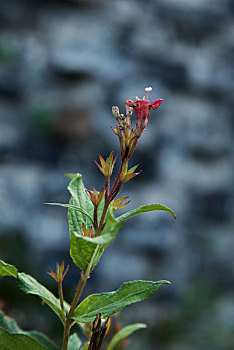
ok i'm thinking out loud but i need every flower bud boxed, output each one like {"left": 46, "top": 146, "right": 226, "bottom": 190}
{"left": 125, "top": 88, "right": 163, "bottom": 138}
{"left": 112, "top": 106, "right": 120, "bottom": 120}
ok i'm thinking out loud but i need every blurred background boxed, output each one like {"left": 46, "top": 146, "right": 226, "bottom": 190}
{"left": 0, "top": 0, "right": 234, "bottom": 349}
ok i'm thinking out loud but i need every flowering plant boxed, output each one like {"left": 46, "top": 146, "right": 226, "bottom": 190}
{"left": 0, "top": 88, "right": 175, "bottom": 350}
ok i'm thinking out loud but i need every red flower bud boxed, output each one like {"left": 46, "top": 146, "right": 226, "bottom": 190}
{"left": 125, "top": 87, "right": 162, "bottom": 137}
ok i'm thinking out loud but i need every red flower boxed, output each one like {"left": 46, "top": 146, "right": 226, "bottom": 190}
{"left": 125, "top": 87, "right": 162, "bottom": 136}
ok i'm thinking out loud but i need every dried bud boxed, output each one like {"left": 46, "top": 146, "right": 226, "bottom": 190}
{"left": 48, "top": 261, "right": 69, "bottom": 283}
{"left": 122, "top": 173, "right": 138, "bottom": 182}
{"left": 95, "top": 152, "right": 117, "bottom": 177}
{"left": 89, "top": 313, "right": 110, "bottom": 350}
{"left": 111, "top": 125, "right": 120, "bottom": 136}
{"left": 81, "top": 223, "right": 94, "bottom": 238}
{"left": 106, "top": 152, "right": 117, "bottom": 176}
{"left": 86, "top": 187, "right": 104, "bottom": 207}
{"left": 111, "top": 196, "right": 130, "bottom": 211}
{"left": 120, "top": 161, "right": 128, "bottom": 182}
{"left": 120, "top": 163, "right": 140, "bottom": 183}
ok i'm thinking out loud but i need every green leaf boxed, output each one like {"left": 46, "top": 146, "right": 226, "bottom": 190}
{"left": 49, "top": 174, "right": 124, "bottom": 273}
{"left": 0, "top": 310, "right": 20, "bottom": 333}
{"left": 0, "top": 260, "right": 18, "bottom": 278}
{"left": 127, "top": 164, "right": 138, "bottom": 174}
{"left": 46, "top": 203, "right": 94, "bottom": 226}
{"left": 102, "top": 207, "right": 123, "bottom": 236}
{"left": 0, "top": 261, "right": 65, "bottom": 322}
{"left": 17, "top": 273, "right": 65, "bottom": 320}
{"left": 22, "top": 332, "right": 58, "bottom": 350}
{"left": 0, "top": 310, "right": 58, "bottom": 350}
{"left": 70, "top": 232, "right": 116, "bottom": 272}
{"left": 65, "top": 174, "right": 123, "bottom": 236}
{"left": 117, "top": 204, "right": 176, "bottom": 221}
{"left": 67, "top": 173, "right": 93, "bottom": 237}
{"left": 107, "top": 323, "right": 147, "bottom": 350}
{"left": 65, "top": 173, "right": 78, "bottom": 181}
{"left": 97, "top": 196, "right": 105, "bottom": 224}
{"left": 68, "top": 333, "right": 82, "bottom": 350}
{"left": 0, "top": 329, "right": 51, "bottom": 350}
{"left": 73, "top": 280, "right": 170, "bottom": 323}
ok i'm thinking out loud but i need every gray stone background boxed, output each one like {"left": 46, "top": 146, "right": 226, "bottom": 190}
{"left": 0, "top": 0, "right": 234, "bottom": 349}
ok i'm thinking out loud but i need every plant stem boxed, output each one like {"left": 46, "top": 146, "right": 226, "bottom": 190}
{"left": 98, "top": 201, "right": 109, "bottom": 232}
{"left": 109, "top": 146, "right": 129, "bottom": 199}
{"left": 58, "top": 281, "right": 65, "bottom": 314}
{"left": 62, "top": 275, "right": 87, "bottom": 350}
{"left": 110, "top": 181, "right": 124, "bottom": 202}
{"left": 62, "top": 246, "right": 100, "bottom": 350}
{"left": 127, "top": 136, "right": 138, "bottom": 159}
{"left": 105, "top": 176, "right": 110, "bottom": 199}
{"left": 109, "top": 163, "right": 123, "bottom": 199}
{"left": 93, "top": 206, "right": 98, "bottom": 232}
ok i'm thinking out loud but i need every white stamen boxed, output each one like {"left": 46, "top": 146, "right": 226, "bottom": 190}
{"left": 145, "top": 87, "right": 152, "bottom": 92}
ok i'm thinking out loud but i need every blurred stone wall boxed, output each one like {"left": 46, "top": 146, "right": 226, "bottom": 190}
{"left": 0, "top": 0, "right": 234, "bottom": 349}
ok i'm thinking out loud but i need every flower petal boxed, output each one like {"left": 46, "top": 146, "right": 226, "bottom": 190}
{"left": 149, "top": 99, "right": 163, "bottom": 109}
{"left": 125, "top": 100, "right": 134, "bottom": 107}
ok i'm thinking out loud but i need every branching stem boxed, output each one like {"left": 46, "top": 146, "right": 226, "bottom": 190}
{"left": 62, "top": 246, "right": 100, "bottom": 350}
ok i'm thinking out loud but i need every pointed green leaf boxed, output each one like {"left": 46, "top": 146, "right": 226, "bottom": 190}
{"left": 0, "top": 311, "right": 58, "bottom": 350}
{"left": 73, "top": 280, "right": 170, "bottom": 323}
{"left": 96, "top": 196, "right": 105, "bottom": 225}
{"left": 66, "top": 174, "right": 123, "bottom": 235}
{"left": 102, "top": 207, "right": 124, "bottom": 236}
{"left": 0, "top": 329, "right": 52, "bottom": 350}
{"left": 107, "top": 323, "right": 147, "bottom": 350}
{"left": 17, "top": 273, "right": 65, "bottom": 320}
{"left": 0, "top": 260, "right": 18, "bottom": 278}
{"left": 70, "top": 232, "right": 116, "bottom": 272}
{"left": 0, "top": 262, "right": 66, "bottom": 322}
{"left": 72, "top": 232, "right": 117, "bottom": 246}
{"left": 22, "top": 332, "right": 58, "bottom": 350}
{"left": 117, "top": 204, "right": 176, "bottom": 221}
{"left": 68, "top": 333, "right": 82, "bottom": 350}
{"left": 127, "top": 164, "right": 138, "bottom": 174}
{"left": 46, "top": 203, "right": 94, "bottom": 226}
{"left": 53, "top": 174, "right": 123, "bottom": 243}
{"left": 65, "top": 173, "right": 78, "bottom": 181}
{"left": 67, "top": 173, "right": 93, "bottom": 237}
{"left": 67, "top": 174, "right": 93, "bottom": 214}
{"left": 97, "top": 199, "right": 123, "bottom": 237}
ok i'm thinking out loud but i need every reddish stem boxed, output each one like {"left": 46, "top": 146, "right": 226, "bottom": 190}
{"left": 127, "top": 136, "right": 138, "bottom": 159}
{"left": 109, "top": 163, "right": 123, "bottom": 199}
{"left": 110, "top": 181, "right": 123, "bottom": 202}
{"left": 98, "top": 201, "right": 109, "bottom": 232}
{"left": 105, "top": 176, "right": 110, "bottom": 200}
{"left": 109, "top": 146, "right": 129, "bottom": 199}
{"left": 93, "top": 206, "right": 98, "bottom": 232}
